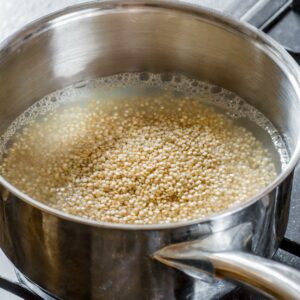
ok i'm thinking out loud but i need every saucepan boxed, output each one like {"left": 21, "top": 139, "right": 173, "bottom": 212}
{"left": 0, "top": 1, "right": 300, "bottom": 299}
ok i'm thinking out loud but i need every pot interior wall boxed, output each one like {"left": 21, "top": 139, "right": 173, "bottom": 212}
{"left": 0, "top": 3, "right": 299, "bottom": 157}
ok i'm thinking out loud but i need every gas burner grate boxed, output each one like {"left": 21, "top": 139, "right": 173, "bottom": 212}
{"left": 246, "top": 0, "right": 300, "bottom": 57}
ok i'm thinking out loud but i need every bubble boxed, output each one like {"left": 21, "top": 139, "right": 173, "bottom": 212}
{"left": 224, "top": 92, "right": 235, "bottom": 100}
{"left": 161, "top": 73, "right": 173, "bottom": 82}
{"left": 139, "top": 72, "right": 150, "bottom": 81}
{"left": 174, "top": 75, "right": 181, "bottom": 83}
{"left": 191, "top": 81, "right": 198, "bottom": 87}
{"left": 74, "top": 80, "right": 87, "bottom": 89}
{"left": 211, "top": 86, "right": 222, "bottom": 94}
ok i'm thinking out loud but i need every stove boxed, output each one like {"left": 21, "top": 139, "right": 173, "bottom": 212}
{"left": 0, "top": 1, "right": 300, "bottom": 299}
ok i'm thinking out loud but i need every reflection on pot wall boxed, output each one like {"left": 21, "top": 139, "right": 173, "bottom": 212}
{"left": 0, "top": 175, "right": 292, "bottom": 299}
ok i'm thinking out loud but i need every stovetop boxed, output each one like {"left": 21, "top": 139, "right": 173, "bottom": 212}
{"left": 0, "top": 1, "right": 300, "bottom": 299}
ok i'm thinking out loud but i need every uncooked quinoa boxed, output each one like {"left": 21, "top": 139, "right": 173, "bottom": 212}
{"left": 1, "top": 93, "right": 277, "bottom": 224}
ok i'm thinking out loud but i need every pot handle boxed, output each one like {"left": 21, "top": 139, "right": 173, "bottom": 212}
{"left": 154, "top": 248, "right": 300, "bottom": 299}
{"left": 0, "top": 276, "right": 43, "bottom": 299}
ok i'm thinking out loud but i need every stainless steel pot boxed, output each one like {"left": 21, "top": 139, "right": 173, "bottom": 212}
{"left": 0, "top": 1, "right": 300, "bottom": 299}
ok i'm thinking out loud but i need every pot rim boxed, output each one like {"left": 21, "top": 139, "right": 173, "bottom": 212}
{"left": 1, "top": 0, "right": 300, "bottom": 231}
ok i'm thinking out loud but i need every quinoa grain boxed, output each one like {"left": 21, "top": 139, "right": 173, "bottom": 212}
{"left": 0, "top": 95, "right": 277, "bottom": 224}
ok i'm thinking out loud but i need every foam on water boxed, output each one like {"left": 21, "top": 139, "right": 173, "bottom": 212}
{"left": 0, "top": 72, "right": 289, "bottom": 169}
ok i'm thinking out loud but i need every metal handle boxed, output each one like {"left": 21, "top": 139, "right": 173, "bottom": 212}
{"left": 0, "top": 276, "right": 43, "bottom": 299}
{"left": 202, "top": 251, "right": 300, "bottom": 299}
{"left": 154, "top": 246, "right": 300, "bottom": 299}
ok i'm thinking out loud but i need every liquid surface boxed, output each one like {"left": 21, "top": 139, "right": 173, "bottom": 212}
{"left": 0, "top": 73, "right": 287, "bottom": 224}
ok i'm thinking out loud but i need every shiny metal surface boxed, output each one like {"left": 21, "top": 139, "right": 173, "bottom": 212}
{"left": 154, "top": 224, "right": 300, "bottom": 299}
{"left": 0, "top": 1, "right": 300, "bottom": 299}
{"left": 0, "top": 0, "right": 254, "bottom": 43}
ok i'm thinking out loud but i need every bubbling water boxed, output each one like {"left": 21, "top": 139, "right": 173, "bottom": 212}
{"left": 0, "top": 72, "right": 289, "bottom": 224}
